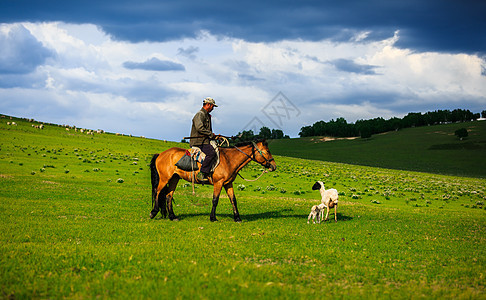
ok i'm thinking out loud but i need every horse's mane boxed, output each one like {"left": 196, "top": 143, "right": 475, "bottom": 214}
{"left": 232, "top": 139, "right": 268, "bottom": 148}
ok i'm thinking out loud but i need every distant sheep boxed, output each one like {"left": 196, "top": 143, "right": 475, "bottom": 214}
{"left": 307, "top": 203, "right": 326, "bottom": 224}
{"left": 312, "top": 181, "right": 339, "bottom": 222}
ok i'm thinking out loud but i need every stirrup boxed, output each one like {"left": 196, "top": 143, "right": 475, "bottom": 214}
{"left": 196, "top": 172, "right": 209, "bottom": 183}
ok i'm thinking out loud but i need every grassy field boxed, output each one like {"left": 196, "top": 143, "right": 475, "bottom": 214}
{"left": 269, "top": 121, "right": 486, "bottom": 178}
{"left": 1, "top": 116, "right": 485, "bottom": 299}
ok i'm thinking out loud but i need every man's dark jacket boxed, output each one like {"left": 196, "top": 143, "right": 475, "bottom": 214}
{"left": 190, "top": 108, "right": 214, "bottom": 147}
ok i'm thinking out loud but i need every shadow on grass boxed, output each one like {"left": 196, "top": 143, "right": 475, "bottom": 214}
{"left": 152, "top": 209, "right": 353, "bottom": 222}
{"left": 241, "top": 209, "right": 353, "bottom": 222}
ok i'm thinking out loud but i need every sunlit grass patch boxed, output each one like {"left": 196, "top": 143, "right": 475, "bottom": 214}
{"left": 0, "top": 116, "right": 485, "bottom": 298}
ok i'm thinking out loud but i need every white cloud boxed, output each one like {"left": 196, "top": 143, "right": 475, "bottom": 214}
{"left": 1, "top": 22, "right": 485, "bottom": 140}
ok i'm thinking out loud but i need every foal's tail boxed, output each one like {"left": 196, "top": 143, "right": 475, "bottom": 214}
{"left": 150, "top": 153, "right": 167, "bottom": 218}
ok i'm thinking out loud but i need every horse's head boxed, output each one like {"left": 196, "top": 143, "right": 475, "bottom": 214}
{"left": 253, "top": 140, "right": 277, "bottom": 172}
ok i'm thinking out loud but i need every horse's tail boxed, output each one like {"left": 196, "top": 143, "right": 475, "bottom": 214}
{"left": 150, "top": 154, "right": 159, "bottom": 209}
{"left": 150, "top": 154, "right": 167, "bottom": 218}
{"left": 150, "top": 153, "right": 159, "bottom": 205}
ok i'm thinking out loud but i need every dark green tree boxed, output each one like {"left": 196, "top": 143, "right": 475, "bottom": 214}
{"left": 455, "top": 128, "right": 468, "bottom": 140}
{"left": 359, "top": 125, "right": 372, "bottom": 139}
{"left": 299, "top": 125, "right": 315, "bottom": 137}
{"left": 234, "top": 130, "right": 255, "bottom": 143}
{"left": 259, "top": 127, "right": 272, "bottom": 139}
{"left": 271, "top": 129, "right": 284, "bottom": 139}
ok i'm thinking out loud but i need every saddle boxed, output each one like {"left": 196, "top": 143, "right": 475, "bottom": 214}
{"left": 175, "top": 140, "right": 220, "bottom": 172}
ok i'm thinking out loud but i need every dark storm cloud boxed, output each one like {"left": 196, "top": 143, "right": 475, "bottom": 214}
{"left": 0, "top": 24, "right": 54, "bottom": 74}
{"left": 123, "top": 57, "right": 185, "bottom": 71}
{"left": 1, "top": 0, "right": 485, "bottom": 55}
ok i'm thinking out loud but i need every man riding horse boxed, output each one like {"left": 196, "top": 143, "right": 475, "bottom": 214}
{"left": 149, "top": 98, "right": 277, "bottom": 221}
{"left": 190, "top": 97, "right": 221, "bottom": 183}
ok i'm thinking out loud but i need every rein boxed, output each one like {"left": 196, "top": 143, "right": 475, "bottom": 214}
{"left": 234, "top": 142, "right": 273, "bottom": 181}
{"left": 237, "top": 168, "right": 268, "bottom": 182}
{"left": 189, "top": 141, "right": 273, "bottom": 191}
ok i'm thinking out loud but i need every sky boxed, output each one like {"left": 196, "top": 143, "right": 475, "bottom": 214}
{"left": 1, "top": 0, "right": 485, "bottom": 141}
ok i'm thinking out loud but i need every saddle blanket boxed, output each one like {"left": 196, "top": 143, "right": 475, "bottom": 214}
{"left": 175, "top": 141, "right": 219, "bottom": 172}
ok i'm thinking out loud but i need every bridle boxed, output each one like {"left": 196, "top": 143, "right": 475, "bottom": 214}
{"left": 234, "top": 141, "right": 275, "bottom": 169}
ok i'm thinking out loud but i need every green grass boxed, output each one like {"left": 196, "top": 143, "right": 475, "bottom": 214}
{"left": 1, "top": 116, "right": 485, "bottom": 298}
{"left": 269, "top": 121, "right": 486, "bottom": 178}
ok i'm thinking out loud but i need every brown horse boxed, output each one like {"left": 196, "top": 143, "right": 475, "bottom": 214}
{"left": 149, "top": 140, "right": 277, "bottom": 222}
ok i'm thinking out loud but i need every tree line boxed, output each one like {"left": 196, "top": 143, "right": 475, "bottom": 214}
{"left": 299, "top": 109, "right": 486, "bottom": 138}
{"left": 181, "top": 127, "right": 289, "bottom": 144}
{"left": 233, "top": 127, "right": 290, "bottom": 143}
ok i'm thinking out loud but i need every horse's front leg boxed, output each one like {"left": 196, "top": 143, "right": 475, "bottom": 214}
{"left": 210, "top": 182, "right": 223, "bottom": 222}
{"left": 224, "top": 183, "right": 242, "bottom": 222}
{"left": 334, "top": 205, "right": 338, "bottom": 222}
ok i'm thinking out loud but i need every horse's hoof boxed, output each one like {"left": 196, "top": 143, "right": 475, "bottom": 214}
{"left": 149, "top": 212, "right": 157, "bottom": 219}
{"left": 210, "top": 217, "right": 218, "bottom": 222}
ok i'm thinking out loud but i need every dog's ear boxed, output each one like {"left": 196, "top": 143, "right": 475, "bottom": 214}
{"left": 312, "top": 181, "right": 321, "bottom": 190}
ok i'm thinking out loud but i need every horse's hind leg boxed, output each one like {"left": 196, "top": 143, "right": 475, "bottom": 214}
{"left": 151, "top": 184, "right": 168, "bottom": 219}
{"left": 166, "top": 176, "right": 180, "bottom": 221}
{"left": 224, "top": 183, "right": 242, "bottom": 222}
{"left": 210, "top": 182, "right": 224, "bottom": 222}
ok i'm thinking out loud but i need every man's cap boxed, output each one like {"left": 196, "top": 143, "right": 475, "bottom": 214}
{"left": 203, "top": 97, "right": 218, "bottom": 107}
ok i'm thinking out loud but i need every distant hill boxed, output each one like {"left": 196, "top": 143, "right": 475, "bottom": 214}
{"left": 2, "top": 113, "right": 485, "bottom": 178}
{"left": 269, "top": 121, "right": 486, "bottom": 178}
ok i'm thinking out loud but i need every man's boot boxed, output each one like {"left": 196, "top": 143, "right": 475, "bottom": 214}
{"left": 196, "top": 172, "right": 210, "bottom": 183}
